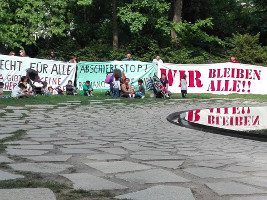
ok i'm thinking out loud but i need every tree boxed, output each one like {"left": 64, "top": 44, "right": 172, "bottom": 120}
{"left": 118, "top": 0, "right": 170, "bottom": 35}
{"left": 242, "top": 0, "right": 267, "bottom": 45}
{"left": 171, "top": 0, "right": 183, "bottom": 42}
{"left": 0, "top": 0, "right": 70, "bottom": 49}
{"left": 112, "top": 0, "right": 119, "bottom": 48}
{"left": 183, "top": 0, "right": 252, "bottom": 39}
{"left": 1, "top": 0, "right": 266, "bottom": 66}
{"left": 227, "top": 33, "right": 267, "bottom": 66}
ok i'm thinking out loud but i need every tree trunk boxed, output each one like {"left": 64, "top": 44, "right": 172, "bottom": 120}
{"left": 84, "top": 7, "right": 87, "bottom": 23}
{"left": 171, "top": 0, "right": 183, "bottom": 42}
{"left": 112, "top": 0, "right": 119, "bottom": 48}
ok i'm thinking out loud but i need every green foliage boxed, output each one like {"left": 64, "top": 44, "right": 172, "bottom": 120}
{"left": 118, "top": 0, "right": 170, "bottom": 34}
{"left": 0, "top": 0, "right": 94, "bottom": 49}
{"left": 37, "top": 38, "right": 80, "bottom": 61}
{"left": 159, "top": 46, "right": 225, "bottom": 64}
{"left": 227, "top": 33, "right": 267, "bottom": 66}
{"left": 77, "top": 0, "right": 93, "bottom": 6}
{"left": 0, "top": 0, "right": 266, "bottom": 66}
{"left": 173, "top": 18, "right": 225, "bottom": 48}
{"left": 0, "top": 0, "right": 69, "bottom": 48}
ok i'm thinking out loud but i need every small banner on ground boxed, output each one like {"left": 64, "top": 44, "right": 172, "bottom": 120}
{"left": 0, "top": 55, "right": 77, "bottom": 91}
{"left": 185, "top": 107, "right": 266, "bottom": 131}
{"left": 158, "top": 63, "right": 267, "bottom": 95}
{"left": 76, "top": 61, "right": 156, "bottom": 91}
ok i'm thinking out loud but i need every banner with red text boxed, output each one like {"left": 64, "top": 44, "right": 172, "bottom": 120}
{"left": 0, "top": 55, "right": 77, "bottom": 91}
{"left": 184, "top": 107, "right": 267, "bottom": 131}
{"left": 158, "top": 63, "right": 267, "bottom": 94}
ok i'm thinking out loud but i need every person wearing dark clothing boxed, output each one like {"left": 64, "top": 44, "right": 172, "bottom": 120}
{"left": 66, "top": 80, "right": 77, "bottom": 95}
{"left": 135, "top": 79, "right": 145, "bottom": 99}
{"left": 48, "top": 51, "right": 57, "bottom": 60}
{"left": 160, "top": 73, "right": 172, "bottom": 97}
{"left": 160, "top": 73, "right": 169, "bottom": 87}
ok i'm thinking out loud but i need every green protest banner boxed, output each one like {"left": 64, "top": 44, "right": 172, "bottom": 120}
{"left": 76, "top": 61, "right": 156, "bottom": 91}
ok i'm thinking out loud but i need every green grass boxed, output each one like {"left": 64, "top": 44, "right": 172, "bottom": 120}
{"left": 57, "top": 190, "right": 118, "bottom": 200}
{"left": 0, "top": 171, "right": 70, "bottom": 193}
{"left": 0, "top": 162, "right": 11, "bottom": 169}
{"left": 0, "top": 178, "right": 124, "bottom": 200}
{"left": 248, "top": 129, "right": 267, "bottom": 136}
{"left": 0, "top": 179, "right": 70, "bottom": 193}
{"left": 1, "top": 91, "right": 267, "bottom": 110}
{"left": 0, "top": 130, "right": 27, "bottom": 172}
{"left": 0, "top": 172, "right": 122, "bottom": 199}
{"left": 0, "top": 130, "right": 26, "bottom": 153}
{"left": 0, "top": 179, "right": 68, "bottom": 191}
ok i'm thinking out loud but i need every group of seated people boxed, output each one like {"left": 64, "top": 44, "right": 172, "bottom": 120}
{"left": 1, "top": 72, "right": 171, "bottom": 99}
{"left": 77, "top": 78, "right": 145, "bottom": 99}
{"left": 110, "top": 73, "right": 172, "bottom": 99}
{"left": 0, "top": 76, "right": 34, "bottom": 98}
{"left": 111, "top": 78, "right": 145, "bottom": 99}
{"left": 12, "top": 76, "right": 33, "bottom": 98}
{"left": 0, "top": 78, "right": 92, "bottom": 98}
{"left": 0, "top": 77, "right": 67, "bottom": 98}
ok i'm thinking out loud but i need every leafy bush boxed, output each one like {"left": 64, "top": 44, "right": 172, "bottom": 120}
{"left": 227, "top": 33, "right": 267, "bottom": 66}
{"left": 173, "top": 18, "right": 225, "bottom": 50}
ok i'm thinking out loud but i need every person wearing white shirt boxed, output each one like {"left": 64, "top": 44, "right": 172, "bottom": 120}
{"left": 152, "top": 55, "right": 163, "bottom": 65}
{"left": 11, "top": 83, "right": 27, "bottom": 98}
{"left": 181, "top": 74, "right": 187, "bottom": 98}
{"left": 112, "top": 77, "right": 121, "bottom": 98}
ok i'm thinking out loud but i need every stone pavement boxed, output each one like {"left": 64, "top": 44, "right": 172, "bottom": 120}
{"left": 0, "top": 99, "right": 267, "bottom": 199}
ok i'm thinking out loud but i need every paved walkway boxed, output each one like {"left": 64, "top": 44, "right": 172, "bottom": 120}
{"left": 1, "top": 99, "right": 267, "bottom": 200}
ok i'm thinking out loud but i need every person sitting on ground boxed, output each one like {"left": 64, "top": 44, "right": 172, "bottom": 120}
{"left": 152, "top": 55, "right": 163, "bottom": 65}
{"left": 160, "top": 73, "right": 168, "bottom": 89}
{"left": 46, "top": 86, "right": 58, "bottom": 96}
{"left": 228, "top": 56, "right": 240, "bottom": 63}
{"left": 128, "top": 83, "right": 136, "bottom": 98}
{"left": 0, "top": 82, "right": 9, "bottom": 98}
{"left": 55, "top": 86, "right": 64, "bottom": 95}
{"left": 181, "top": 74, "right": 187, "bottom": 98}
{"left": 160, "top": 73, "right": 171, "bottom": 97}
{"left": 20, "top": 76, "right": 33, "bottom": 95}
{"left": 112, "top": 77, "right": 121, "bottom": 98}
{"left": 79, "top": 82, "right": 83, "bottom": 90}
{"left": 122, "top": 53, "right": 133, "bottom": 61}
{"left": 66, "top": 80, "right": 77, "bottom": 95}
{"left": 69, "top": 54, "right": 78, "bottom": 63}
{"left": 41, "top": 82, "right": 48, "bottom": 94}
{"left": 135, "top": 79, "right": 145, "bottom": 99}
{"left": 81, "top": 81, "right": 93, "bottom": 96}
{"left": 11, "top": 83, "right": 28, "bottom": 98}
{"left": 0, "top": 82, "right": 5, "bottom": 98}
{"left": 157, "top": 82, "right": 169, "bottom": 98}
{"left": 48, "top": 51, "right": 57, "bottom": 60}
{"left": 121, "top": 78, "right": 134, "bottom": 98}
{"left": 46, "top": 86, "right": 53, "bottom": 96}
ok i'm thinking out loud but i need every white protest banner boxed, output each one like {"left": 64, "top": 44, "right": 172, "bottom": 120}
{"left": 76, "top": 61, "right": 156, "bottom": 91}
{"left": 158, "top": 63, "right": 267, "bottom": 94}
{"left": 184, "top": 107, "right": 267, "bottom": 131}
{"left": 0, "top": 55, "right": 77, "bottom": 91}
